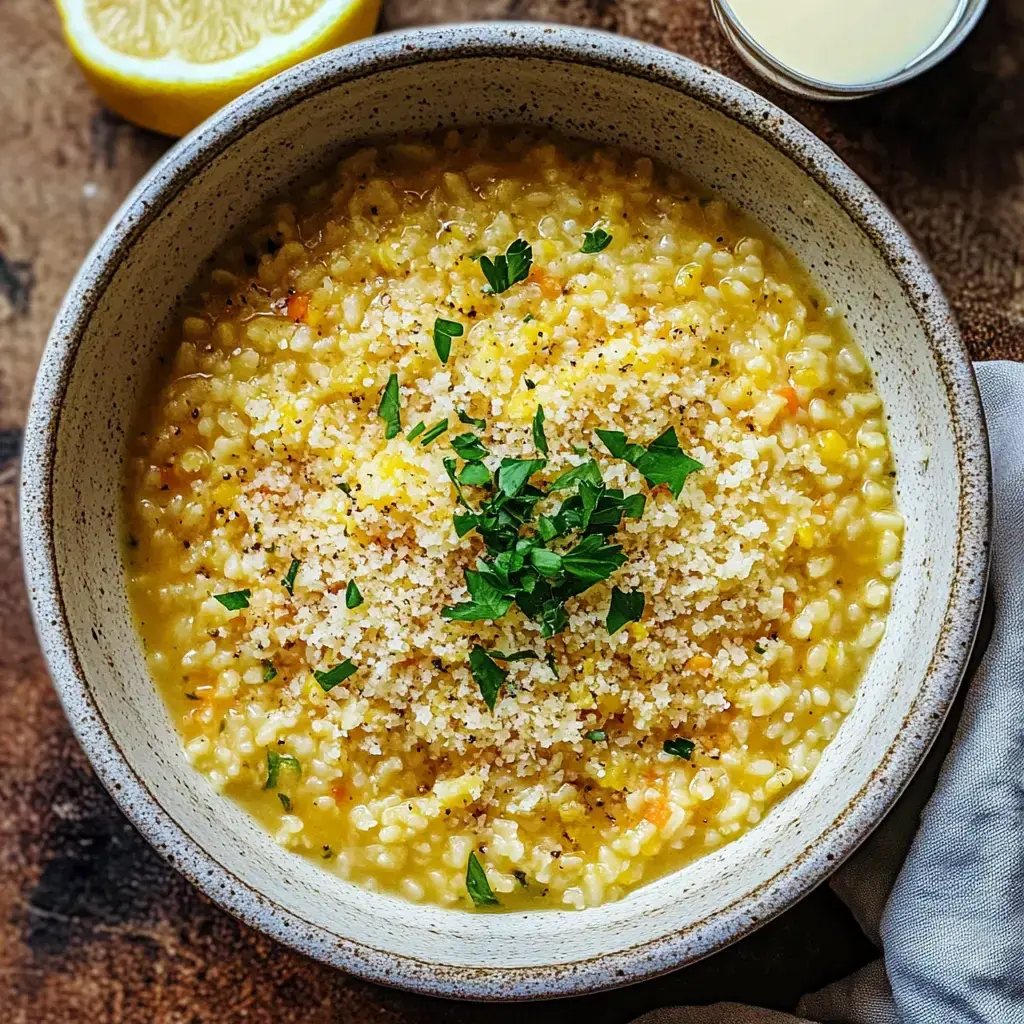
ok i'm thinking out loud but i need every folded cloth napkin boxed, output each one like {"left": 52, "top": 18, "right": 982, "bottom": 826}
{"left": 636, "top": 362, "right": 1024, "bottom": 1024}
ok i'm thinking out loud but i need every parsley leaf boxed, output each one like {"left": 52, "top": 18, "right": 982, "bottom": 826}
{"left": 313, "top": 659, "right": 358, "bottom": 692}
{"left": 536, "top": 516, "right": 559, "bottom": 542}
{"left": 443, "top": 457, "right": 474, "bottom": 509}
{"left": 580, "top": 227, "right": 612, "bottom": 254}
{"left": 561, "top": 533, "right": 627, "bottom": 584}
{"left": 419, "top": 418, "right": 448, "bottom": 446}
{"left": 549, "top": 459, "right": 602, "bottom": 491}
{"left": 584, "top": 729, "right": 607, "bottom": 741}
{"left": 278, "top": 793, "right": 292, "bottom": 811}
{"left": 497, "top": 457, "right": 546, "bottom": 498}
{"left": 433, "top": 317, "right": 463, "bottom": 364}
{"left": 468, "top": 645, "right": 508, "bottom": 711}
{"left": 458, "top": 461, "right": 491, "bottom": 487}
{"left": 345, "top": 580, "right": 363, "bottom": 609}
{"left": 529, "top": 548, "right": 563, "bottom": 576}
{"left": 214, "top": 589, "right": 250, "bottom": 611}
{"left": 523, "top": 313, "right": 535, "bottom": 323}
{"left": 607, "top": 587, "right": 645, "bottom": 635}
{"left": 596, "top": 426, "right": 703, "bottom": 498}
{"left": 479, "top": 239, "right": 532, "bottom": 294}
{"left": 466, "top": 850, "right": 500, "bottom": 907}
{"left": 262, "top": 660, "right": 278, "bottom": 682}
{"left": 406, "top": 421, "right": 426, "bottom": 441}
{"left": 457, "top": 409, "right": 487, "bottom": 430}
{"left": 545, "top": 652, "right": 559, "bottom": 678}
{"left": 442, "top": 571, "right": 514, "bottom": 622}
{"left": 532, "top": 404, "right": 548, "bottom": 455}
{"left": 281, "top": 558, "right": 300, "bottom": 596}
{"left": 451, "top": 432, "right": 489, "bottom": 462}
{"left": 264, "top": 750, "right": 301, "bottom": 789}
{"left": 490, "top": 650, "right": 539, "bottom": 662}
{"left": 377, "top": 373, "right": 401, "bottom": 439}
{"left": 754, "top": 642, "right": 766, "bottom": 655}
{"left": 663, "top": 738, "right": 696, "bottom": 760}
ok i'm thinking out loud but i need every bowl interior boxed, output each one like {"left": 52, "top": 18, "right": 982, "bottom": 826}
{"left": 27, "top": 28, "right": 985, "bottom": 998}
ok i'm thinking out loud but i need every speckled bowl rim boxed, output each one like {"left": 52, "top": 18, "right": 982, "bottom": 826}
{"left": 21, "top": 23, "right": 990, "bottom": 1002}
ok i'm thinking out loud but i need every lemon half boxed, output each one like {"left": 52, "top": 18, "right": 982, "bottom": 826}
{"left": 56, "top": 0, "right": 382, "bottom": 137}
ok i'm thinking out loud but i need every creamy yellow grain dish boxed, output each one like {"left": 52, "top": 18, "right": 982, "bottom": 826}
{"left": 125, "top": 129, "right": 903, "bottom": 911}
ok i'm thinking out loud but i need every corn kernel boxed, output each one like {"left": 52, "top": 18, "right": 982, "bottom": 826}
{"left": 816, "top": 430, "right": 848, "bottom": 465}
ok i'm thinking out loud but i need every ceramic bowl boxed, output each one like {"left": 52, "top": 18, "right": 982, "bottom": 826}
{"left": 21, "top": 23, "right": 989, "bottom": 1000}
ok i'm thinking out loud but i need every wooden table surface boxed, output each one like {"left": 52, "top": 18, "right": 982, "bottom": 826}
{"left": 1, "top": 1, "right": 1021, "bottom": 1020}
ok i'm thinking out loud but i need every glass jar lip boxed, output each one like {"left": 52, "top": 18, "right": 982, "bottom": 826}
{"left": 713, "top": 0, "right": 989, "bottom": 98}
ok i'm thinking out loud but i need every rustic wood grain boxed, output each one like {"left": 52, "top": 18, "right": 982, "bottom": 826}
{"left": 1, "top": 0, "right": 1021, "bottom": 1019}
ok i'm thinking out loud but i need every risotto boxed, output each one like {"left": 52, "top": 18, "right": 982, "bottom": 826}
{"left": 124, "top": 129, "right": 903, "bottom": 911}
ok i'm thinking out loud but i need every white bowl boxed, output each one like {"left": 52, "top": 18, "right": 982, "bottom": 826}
{"left": 21, "top": 23, "right": 989, "bottom": 1000}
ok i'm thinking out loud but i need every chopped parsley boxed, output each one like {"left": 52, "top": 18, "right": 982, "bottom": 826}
{"left": 264, "top": 750, "right": 301, "bottom": 789}
{"left": 663, "top": 738, "right": 696, "bottom": 760}
{"left": 490, "top": 650, "right": 539, "bottom": 662}
{"left": 466, "top": 850, "right": 500, "bottom": 907}
{"left": 754, "top": 642, "right": 766, "bottom": 655}
{"left": 336, "top": 481, "right": 353, "bottom": 497}
{"left": 441, "top": 435, "right": 646, "bottom": 647}
{"left": 469, "top": 645, "right": 508, "bottom": 711}
{"left": 214, "top": 589, "right": 250, "bottom": 611}
{"left": 545, "top": 652, "right": 559, "bottom": 678}
{"left": 419, "top": 418, "right": 449, "bottom": 446}
{"left": 433, "top": 317, "right": 463, "bottom": 365}
{"left": 457, "top": 409, "right": 487, "bottom": 430}
{"left": 281, "top": 558, "right": 300, "bottom": 596}
{"left": 458, "top": 461, "right": 491, "bottom": 487}
{"left": 442, "top": 571, "right": 514, "bottom": 622}
{"left": 580, "top": 227, "right": 612, "bottom": 254}
{"left": 261, "top": 660, "right": 278, "bottom": 682}
{"left": 497, "top": 457, "right": 546, "bottom": 498}
{"left": 313, "top": 659, "right": 358, "bottom": 692}
{"left": 345, "top": 580, "right": 363, "bottom": 609}
{"left": 596, "top": 426, "right": 703, "bottom": 498}
{"left": 549, "top": 460, "right": 602, "bottom": 491}
{"left": 443, "top": 457, "right": 473, "bottom": 509}
{"left": 560, "top": 533, "right": 627, "bottom": 583}
{"left": 479, "top": 238, "right": 532, "bottom": 294}
{"left": 523, "top": 313, "right": 535, "bottom": 323}
{"left": 406, "top": 421, "right": 426, "bottom": 441}
{"left": 377, "top": 372, "right": 401, "bottom": 439}
{"left": 524, "top": 378, "right": 537, "bottom": 390}
{"left": 532, "top": 404, "right": 548, "bottom": 455}
{"left": 278, "top": 793, "right": 292, "bottom": 811}
{"left": 584, "top": 729, "right": 607, "bottom": 742}
{"left": 607, "top": 587, "right": 645, "bottom": 635}
{"left": 451, "top": 432, "right": 489, "bottom": 462}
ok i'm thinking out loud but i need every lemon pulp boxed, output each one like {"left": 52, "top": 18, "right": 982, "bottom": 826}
{"left": 58, "top": 0, "right": 381, "bottom": 136}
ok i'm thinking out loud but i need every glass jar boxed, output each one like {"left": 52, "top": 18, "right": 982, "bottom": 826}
{"left": 711, "top": 0, "right": 989, "bottom": 100}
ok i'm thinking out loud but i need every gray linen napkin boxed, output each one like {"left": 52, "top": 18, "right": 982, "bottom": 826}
{"left": 637, "top": 361, "right": 1024, "bottom": 1024}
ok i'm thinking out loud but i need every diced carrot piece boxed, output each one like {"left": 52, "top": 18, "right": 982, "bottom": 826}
{"left": 686, "top": 654, "right": 713, "bottom": 672}
{"left": 778, "top": 385, "right": 800, "bottom": 415}
{"left": 644, "top": 798, "right": 672, "bottom": 828}
{"left": 287, "top": 293, "right": 310, "bottom": 321}
{"left": 528, "top": 266, "right": 562, "bottom": 300}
